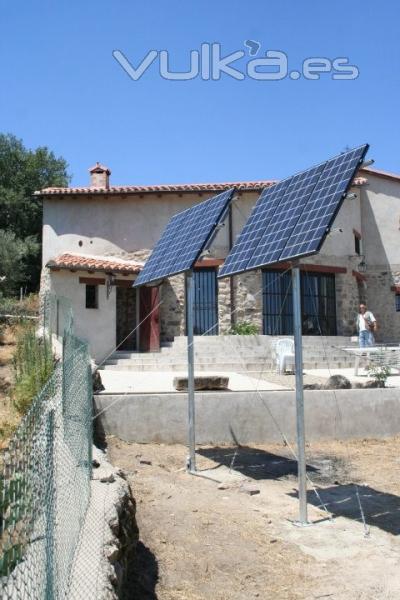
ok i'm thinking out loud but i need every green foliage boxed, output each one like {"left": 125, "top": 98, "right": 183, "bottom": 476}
{"left": 0, "top": 133, "right": 69, "bottom": 294}
{"left": 0, "top": 231, "right": 39, "bottom": 297}
{"left": 12, "top": 323, "right": 55, "bottom": 414}
{"left": 229, "top": 321, "right": 259, "bottom": 335}
{"left": 367, "top": 362, "right": 391, "bottom": 387}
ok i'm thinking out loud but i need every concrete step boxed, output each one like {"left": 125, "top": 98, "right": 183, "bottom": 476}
{"left": 101, "top": 360, "right": 353, "bottom": 372}
{"left": 104, "top": 356, "right": 356, "bottom": 368}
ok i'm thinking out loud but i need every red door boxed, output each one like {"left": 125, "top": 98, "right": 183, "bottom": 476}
{"left": 139, "top": 286, "right": 160, "bottom": 352}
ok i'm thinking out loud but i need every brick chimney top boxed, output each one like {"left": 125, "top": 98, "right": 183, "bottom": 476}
{"left": 89, "top": 162, "right": 111, "bottom": 189}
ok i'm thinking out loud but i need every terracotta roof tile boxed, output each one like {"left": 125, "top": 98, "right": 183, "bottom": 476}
{"left": 35, "top": 180, "right": 276, "bottom": 196}
{"left": 35, "top": 172, "right": 369, "bottom": 197}
{"left": 47, "top": 253, "right": 143, "bottom": 275}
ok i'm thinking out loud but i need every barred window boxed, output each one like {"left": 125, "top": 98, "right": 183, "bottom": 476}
{"left": 86, "top": 284, "right": 98, "bottom": 309}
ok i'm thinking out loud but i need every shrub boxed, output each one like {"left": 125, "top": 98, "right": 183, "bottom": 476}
{"left": 0, "top": 293, "right": 39, "bottom": 318}
{"left": 229, "top": 321, "right": 259, "bottom": 335}
{"left": 367, "top": 363, "right": 391, "bottom": 388}
{"left": 12, "top": 322, "right": 54, "bottom": 414}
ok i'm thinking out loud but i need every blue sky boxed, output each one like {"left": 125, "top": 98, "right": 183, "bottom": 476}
{"left": 1, "top": 1, "right": 399, "bottom": 186}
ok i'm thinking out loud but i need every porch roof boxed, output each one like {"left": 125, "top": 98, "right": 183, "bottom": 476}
{"left": 47, "top": 253, "right": 143, "bottom": 275}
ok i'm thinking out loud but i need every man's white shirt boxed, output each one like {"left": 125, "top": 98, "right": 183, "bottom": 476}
{"left": 358, "top": 312, "right": 375, "bottom": 332}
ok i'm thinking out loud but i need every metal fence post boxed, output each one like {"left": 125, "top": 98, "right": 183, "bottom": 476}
{"left": 186, "top": 271, "right": 197, "bottom": 473}
{"left": 292, "top": 265, "right": 308, "bottom": 525}
{"left": 45, "top": 409, "right": 55, "bottom": 600}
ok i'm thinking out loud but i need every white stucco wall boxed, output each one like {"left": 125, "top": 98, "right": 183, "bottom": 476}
{"left": 43, "top": 191, "right": 260, "bottom": 265}
{"left": 42, "top": 185, "right": 363, "bottom": 266}
{"left": 361, "top": 174, "right": 400, "bottom": 268}
{"left": 48, "top": 270, "right": 117, "bottom": 362}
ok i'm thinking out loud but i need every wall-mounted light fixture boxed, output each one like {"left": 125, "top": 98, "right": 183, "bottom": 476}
{"left": 106, "top": 273, "right": 116, "bottom": 298}
{"left": 357, "top": 256, "right": 367, "bottom": 273}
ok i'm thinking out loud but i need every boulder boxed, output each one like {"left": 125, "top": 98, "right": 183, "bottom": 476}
{"left": 323, "top": 374, "right": 352, "bottom": 390}
{"left": 173, "top": 376, "right": 229, "bottom": 391}
{"left": 354, "top": 379, "right": 384, "bottom": 389}
{"left": 93, "top": 370, "right": 105, "bottom": 392}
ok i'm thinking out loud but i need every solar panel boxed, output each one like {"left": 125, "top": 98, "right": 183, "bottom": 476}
{"left": 218, "top": 179, "right": 290, "bottom": 277}
{"left": 134, "top": 189, "right": 235, "bottom": 287}
{"left": 219, "top": 144, "right": 368, "bottom": 278}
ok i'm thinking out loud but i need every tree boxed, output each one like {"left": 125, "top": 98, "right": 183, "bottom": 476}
{"left": 0, "top": 134, "right": 70, "bottom": 294}
{"left": 0, "top": 231, "right": 39, "bottom": 297}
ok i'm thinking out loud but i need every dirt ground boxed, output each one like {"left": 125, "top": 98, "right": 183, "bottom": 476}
{"left": 108, "top": 436, "right": 400, "bottom": 600}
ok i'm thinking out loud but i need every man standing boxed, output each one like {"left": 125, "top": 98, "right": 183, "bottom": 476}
{"left": 356, "top": 303, "right": 377, "bottom": 347}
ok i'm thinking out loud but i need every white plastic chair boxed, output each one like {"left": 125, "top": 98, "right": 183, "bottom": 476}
{"left": 275, "top": 338, "right": 295, "bottom": 374}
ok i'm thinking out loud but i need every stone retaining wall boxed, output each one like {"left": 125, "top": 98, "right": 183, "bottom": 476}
{"left": 94, "top": 388, "right": 400, "bottom": 445}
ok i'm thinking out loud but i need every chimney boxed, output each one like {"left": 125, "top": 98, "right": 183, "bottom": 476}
{"left": 89, "top": 162, "right": 111, "bottom": 189}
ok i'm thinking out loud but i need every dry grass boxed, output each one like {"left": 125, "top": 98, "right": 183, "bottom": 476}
{"left": 0, "top": 325, "right": 20, "bottom": 446}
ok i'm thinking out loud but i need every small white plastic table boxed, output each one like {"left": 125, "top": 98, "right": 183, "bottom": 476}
{"left": 341, "top": 346, "right": 400, "bottom": 376}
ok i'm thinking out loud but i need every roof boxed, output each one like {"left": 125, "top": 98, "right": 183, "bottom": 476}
{"left": 35, "top": 180, "right": 276, "bottom": 196}
{"left": 359, "top": 166, "right": 400, "bottom": 184}
{"left": 47, "top": 253, "right": 143, "bottom": 275}
{"left": 35, "top": 174, "right": 369, "bottom": 197}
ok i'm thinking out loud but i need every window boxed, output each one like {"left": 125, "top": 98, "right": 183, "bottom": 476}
{"left": 86, "top": 284, "right": 98, "bottom": 309}
{"left": 262, "top": 270, "right": 337, "bottom": 336}
{"left": 186, "top": 268, "right": 218, "bottom": 335}
{"left": 354, "top": 234, "right": 361, "bottom": 255}
{"left": 396, "top": 294, "right": 400, "bottom": 312}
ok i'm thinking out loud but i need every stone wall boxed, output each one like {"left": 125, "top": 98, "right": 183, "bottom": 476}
{"left": 156, "top": 257, "right": 369, "bottom": 342}
{"left": 160, "top": 274, "right": 186, "bottom": 341}
{"left": 68, "top": 446, "right": 138, "bottom": 600}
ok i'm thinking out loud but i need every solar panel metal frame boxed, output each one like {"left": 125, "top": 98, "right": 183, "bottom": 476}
{"left": 134, "top": 188, "right": 235, "bottom": 287}
{"left": 218, "top": 144, "right": 369, "bottom": 278}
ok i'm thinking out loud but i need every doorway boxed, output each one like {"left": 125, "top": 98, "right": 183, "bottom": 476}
{"left": 116, "top": 287, "right": 137, "bottom": 351}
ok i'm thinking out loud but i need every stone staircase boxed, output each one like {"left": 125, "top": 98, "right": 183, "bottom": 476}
{"left": 99, "top": 335, "right": 359, "bottom": 374}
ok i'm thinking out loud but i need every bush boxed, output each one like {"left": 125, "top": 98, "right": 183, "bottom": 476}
{"left": 367, "top": 363, "right": 391, "bottom": 388}
{"left": 12, "top": 322, "right": 55, "bottom": 414}
{"left": 228, "top": 321, "right": 259, "bottom": 335}
{"left": 0, "top": 293, "right": 39, "bottom": 318}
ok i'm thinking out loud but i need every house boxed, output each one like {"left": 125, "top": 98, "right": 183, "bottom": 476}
{"left": 36, "top": 159, "right": 400, "bottom": 363}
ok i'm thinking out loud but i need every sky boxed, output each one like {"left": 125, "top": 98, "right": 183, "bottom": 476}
{"left": 1, "top": 1, "right": 399, "bottom": 187}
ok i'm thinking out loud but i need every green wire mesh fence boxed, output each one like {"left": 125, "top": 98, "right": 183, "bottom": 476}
{"left": 0, "top": 295, "right": 93, "bottom": 599}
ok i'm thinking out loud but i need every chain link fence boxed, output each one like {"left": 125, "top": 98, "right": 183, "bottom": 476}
{"left": 0, "top": 296, "right": 93, "bottom": 599}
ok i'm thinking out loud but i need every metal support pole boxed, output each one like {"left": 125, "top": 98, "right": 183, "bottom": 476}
{"left": 292, "top": 265, "right": 308, "bottom": 525}
{"left": 186, "top": 271, "right": 197, "bottom": 472}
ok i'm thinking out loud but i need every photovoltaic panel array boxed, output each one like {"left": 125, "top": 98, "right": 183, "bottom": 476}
{"left": 219, "top": 144, "right": 368, "bottom": 278}
{"left": 134, "top": 189, "right": 235, "bottom": 287}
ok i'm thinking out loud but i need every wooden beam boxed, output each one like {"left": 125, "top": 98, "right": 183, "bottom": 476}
{"left": 115, "top": 279, "right": 135, "bottom": 288}
{"left": 263, "top": 262, "right": 347, "bottom": 274}
{"left": 194, "top": 259, "right": 224, "bottom": 268}
{"left": 79, "top": 277, "right": 105, "bottom": 285}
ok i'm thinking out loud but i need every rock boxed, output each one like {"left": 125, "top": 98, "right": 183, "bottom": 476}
{"left": 217, "top": 482, "right": 232, "bottom": 490}
{"left": 173, "top": 376, "right": 229, "bottom": 391}
{"left": 323, "top": 374, "right": 352, "bottom": 390}
{"left": 139, "top": 459, "right": 152, "bottom": 465}
{"left": 360, "top": 379, "right": 384, "bottom": 388}
{"left": 303, "top": 383, "right": 322, "bottom": 390}
{"left": 239, "top": 483, "right": 260, "bottom": 496}
{"left": 105, "top": 543, "right": 120, "bottom": 563}
{"left": 93, "top": 370, "right": 105, "bottom": 392}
